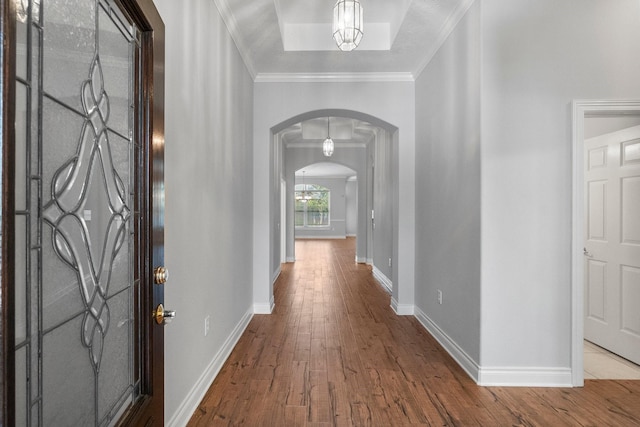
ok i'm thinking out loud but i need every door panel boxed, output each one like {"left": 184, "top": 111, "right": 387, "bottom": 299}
{"left": 8, "top": 0, "right": 165, "bottom": 425}
{"left": 584, "top": 125, "right": 640, "bottom": 366}
{"left": 586, "top": 259, "right": 606, "bottom": 322}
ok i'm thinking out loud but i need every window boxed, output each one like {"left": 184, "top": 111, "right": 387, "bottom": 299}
{"left": 295, "top": 184, "right": 329, "bottom": 227}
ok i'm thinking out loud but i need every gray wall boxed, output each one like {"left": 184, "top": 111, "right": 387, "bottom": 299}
{"left": 415, "top": 0, "right": 640, "bottom": 383}
{"left": 345, "top": 179, "right": 358, "bottom": 236}
{"left": 372, "top": 129, "right": 394, "bottom": 283}
{"left": 414, "top": 0, "right": 481, "bottom": 364}
{"left": 155, "top": 0, "right": 255, "bottom": 423}
{"left": 479, "top": 0, "right": 640, "bottom": 374}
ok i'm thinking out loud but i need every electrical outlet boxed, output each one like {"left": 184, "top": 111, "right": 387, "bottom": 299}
{"left": 388, "top": 258, "right": 392, "bottom": 267}
{"left": 204, "top": 315, "right": 210, "bottom": 336}
{"left": 437, "top": 290, "right": 443, "bottom": 305}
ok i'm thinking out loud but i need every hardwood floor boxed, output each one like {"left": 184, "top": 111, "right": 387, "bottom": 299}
{"left": 188, "top": 238, "right": 640, "bottom": 426}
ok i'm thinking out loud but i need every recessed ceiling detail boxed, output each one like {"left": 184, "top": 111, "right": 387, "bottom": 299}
{"left": 275, "top": 0, "right": 410, "bottom": 51}
{"left": 283, "top": 117, "right": 377, "bottom": 149}
{"left": 216, "top": 0, "right": 473, "bottom": 79}
{"left": 301, "top": 117, "right": 353, "bottom": 140}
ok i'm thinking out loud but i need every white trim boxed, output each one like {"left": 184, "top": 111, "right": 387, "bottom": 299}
{"left": 271, "top": 264, "right": 282, "bottom": 286}
{"left": 413, "top": 0, "right": 476, "bottom": 78}
{"left": 390, "top": 297, "right": 414, "bottom": 315}
{"left": 286, "top": 257, "right": 296, "bottom": 263}
{"left": 286, "top": 141, "right": 367, "bottom": 149}
{"left": 414, "top": 307, "right": 479, "bottom": 382}
{"left": 571, "top": 100, "right": 640, "bottom": 387}
{"left": 478, "top": 367, "right": 573, "bottom": 387}
{"left": 356, "top": 256, "right": 367, "bottom": 264}
{"left": 254, "top": 295, "right": 275, "bottom": 314}
{"left": 372, "top": 266, "right": 392, "bottom": 294}
{"left": 295, "top": 235, "right": 347, "bottom": 240}
{"left": 254, "top": 72, "right": 415, "bottom": 83}
{"left": 213, "top": 0, "right": 256, "bottom": 78}
{"left": 166, "top": 308, "right": 253, "bottom": 427}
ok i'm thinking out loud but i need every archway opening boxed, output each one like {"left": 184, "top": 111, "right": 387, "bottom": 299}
{"left": 271, "top": 109, "right": 398, "bottom": 303}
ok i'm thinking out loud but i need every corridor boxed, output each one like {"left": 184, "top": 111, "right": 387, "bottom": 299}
{"left": 188, "top": 238, "right": 640, "bottom": 426}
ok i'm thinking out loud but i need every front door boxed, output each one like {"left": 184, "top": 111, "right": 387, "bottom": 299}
{"left": 5, "top": 0, "right": 165, "bottom": 425}
{"left": 584, "top": 124, "right": 640, "bottom": 366}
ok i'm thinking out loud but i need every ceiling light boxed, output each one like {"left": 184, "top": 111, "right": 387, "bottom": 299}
{"left": 296, "top": 171, "right": 312, "bottom": 203}
{"left": 323, "top": 117, "right": 334, "bottom": 157}
{"left": 333, "top": 0, "right": 364, "bottom": 52}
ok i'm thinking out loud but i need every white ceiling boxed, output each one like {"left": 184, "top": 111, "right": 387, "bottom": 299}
{"left": 296, "top": 162, "right": 357, "bottom": 178}
{"left": 216, "top": 0, "right": 471, "bottom": 79}
{"left": 282, "top": 116, "right": 377, "bottom": 146}
{"left": 216, "top": 0, "right": 471, "bottom": 176}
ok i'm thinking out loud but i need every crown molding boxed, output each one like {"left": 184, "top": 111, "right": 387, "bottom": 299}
{"left": 285, "top": 141, "right": 367, "bottom": 149}
{"left": 213, "top": 0, "right": 257, "bottom": 79}
{"left": 413, "top": 0, "right": 476, "bottom": 79}
{"left": 254, "top": 72, "right": 415, "bottom": 83}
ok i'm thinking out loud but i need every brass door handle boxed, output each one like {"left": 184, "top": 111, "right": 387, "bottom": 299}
{"left": 153, "top": 304, "right": 176, "bottom": 325}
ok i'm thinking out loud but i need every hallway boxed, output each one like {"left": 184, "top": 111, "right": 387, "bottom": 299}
{"left": 188, "top": 239, "right": 640, "bottom": 426}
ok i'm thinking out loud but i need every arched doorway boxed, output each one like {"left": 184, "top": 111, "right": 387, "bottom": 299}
{"left": 268, "top": 109, "right": 397, "bottom": 310}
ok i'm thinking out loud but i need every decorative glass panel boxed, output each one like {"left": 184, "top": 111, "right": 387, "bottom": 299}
{"left": 15, "top": 1, "right": 141, "bottom": 425}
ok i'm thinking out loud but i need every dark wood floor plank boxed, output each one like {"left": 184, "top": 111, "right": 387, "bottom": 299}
{"left": 188, "top": 238, "right": 640, "bottom": 426}
{"left": 308, "top": 369, "right": 332, "bottom": 424}
{"left": 285, "top": 360, "right": 309, "bottom": 407}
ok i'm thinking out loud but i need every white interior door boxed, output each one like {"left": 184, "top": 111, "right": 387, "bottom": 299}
{"left": 584, "top": 125, "right": 640, "bottom": 365}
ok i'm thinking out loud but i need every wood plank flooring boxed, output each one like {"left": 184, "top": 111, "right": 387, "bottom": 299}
{"left": 188, "top": 238, "right": 640, "bottom": 426}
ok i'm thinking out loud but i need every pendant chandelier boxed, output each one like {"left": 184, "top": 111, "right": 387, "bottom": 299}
{"left": 332, "top": 0, "right": 364, "bottom": 52}
{"left": 296, "top": 171, "right": 312, "bottom": 203}
{"left": 323, "top": 117, "right": 334, "bottom": 157}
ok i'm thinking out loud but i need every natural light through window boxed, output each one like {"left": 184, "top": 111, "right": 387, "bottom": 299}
{"left": 295, "top": 184, "right": 330, "bottom": 227}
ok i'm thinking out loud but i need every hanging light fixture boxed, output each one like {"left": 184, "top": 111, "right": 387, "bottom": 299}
{"left": 296, "top": 171, "right": 312, "bottom": 203}
{"left": 332, "top": 0, "right": 364, "bottom": 52}
{"left": 323, "top": 117, "right": 334, "bottom": 157}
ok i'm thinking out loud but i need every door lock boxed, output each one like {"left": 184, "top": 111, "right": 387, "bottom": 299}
{"left": 153, "top": 304, "right": 176, "bottom": 325}
{"left": 153, "top": 266, "right": 169, "bottom": 285}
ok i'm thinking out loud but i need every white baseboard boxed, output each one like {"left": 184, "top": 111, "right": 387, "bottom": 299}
{"left": 253, "top": 296, "right": 274, "bottom": 314}
{"left": 414, "top": 307, "right": 479, "bottom": 382}
{"left": 390, "top": 297, "right": 414, "bottom": 315}
{"left": 286, "top": 257, "right": 295, "bottom": 262}
{"left": 271, "top": 265, "right": 281, "bottom": 285}
{"left": 413, "top": 307, "right": 573, "bottom": 387}
{"left": 166, "top": 308, "right": 253, "bottom": 427}
{"left": 355, "top": 256, "right": 367, "bottom": 263}
{"left": 372, "top": 266, "right": 392, "bottom": 294}
{"left": 295, "top": 235, "right": 346, "bottom": 239}
{"left": 478, "top": 367, "right": 573, "bottom": 387}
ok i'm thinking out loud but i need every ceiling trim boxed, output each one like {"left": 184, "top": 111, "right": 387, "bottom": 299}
{"left": 413, "top": 0, "right": 476, "bottom": 78}
{"left": 213, "top": 0, "right": 257, "bottom": 79}
{"left": 255, "top": 72, "right": 415, "bottom": 83}
{"left": 296, "top": 174, "right": 356, "bottom": 179}
{"left": 285, "top": 141, "right": 367, "bottom": 149}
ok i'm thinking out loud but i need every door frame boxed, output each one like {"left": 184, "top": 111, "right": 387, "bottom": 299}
{"left": 571, "top": 99, "right": 640, "bottom": 387}
{"left": 2, "top": 0, "right": 18, "bottom": 422}
{"left": 0, "top": 0, "right": 165, "bottom": 425}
